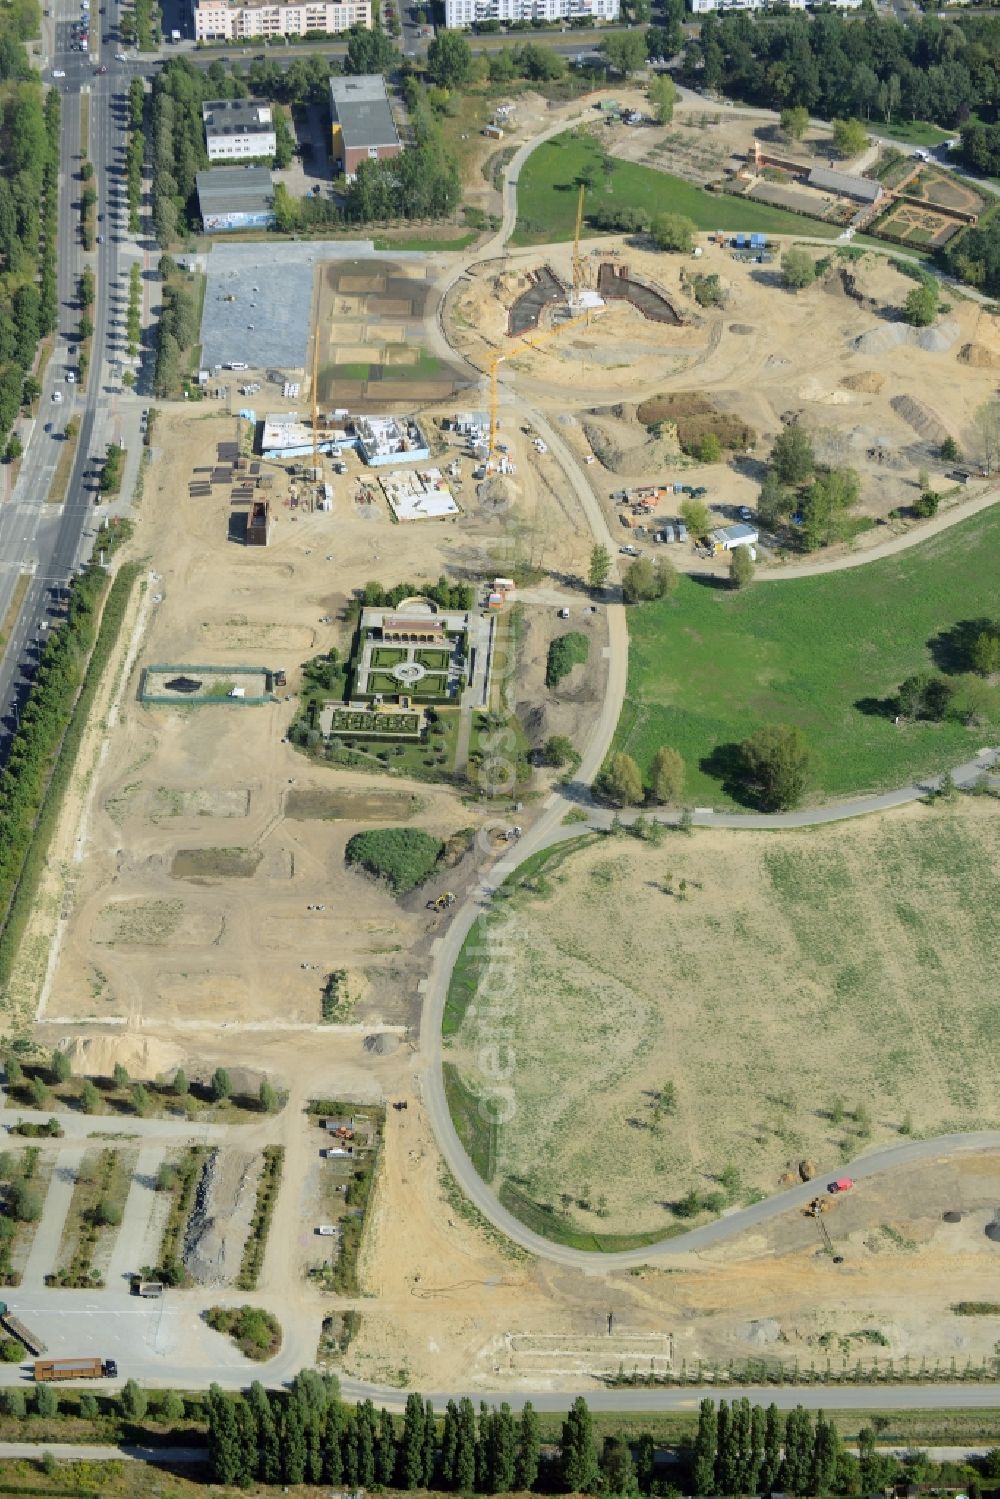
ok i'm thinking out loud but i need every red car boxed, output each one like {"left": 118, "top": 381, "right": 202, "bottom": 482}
{"left": 828, "top": 1178, "right": 854, "bottom": 1194}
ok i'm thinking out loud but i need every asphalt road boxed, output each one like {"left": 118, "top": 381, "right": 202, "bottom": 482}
{"left": 0, "top": 0, "right": 144, "bottom": 754}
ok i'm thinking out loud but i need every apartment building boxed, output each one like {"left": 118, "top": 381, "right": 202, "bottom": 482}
{"left": 193, "top": 0, "right": 370, "bottom": 41}
{"left": 443, "top": 0, "right": 619, "bottom": 28}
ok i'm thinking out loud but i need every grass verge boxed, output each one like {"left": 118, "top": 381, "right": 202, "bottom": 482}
{"left": 498, "top": 1179, "right": 677, "bottom": 1252}
{"left": 443, "top": 1062, "right": 497, "bottom": 1184}
{"left": 0, "top": 557, "right": 138, "bottom": 1003}
{"left": 47, "top": 420, "right": 80, "bottom": 505}
{"left": 1, "top": 574, "right": 30, "bottom": 643}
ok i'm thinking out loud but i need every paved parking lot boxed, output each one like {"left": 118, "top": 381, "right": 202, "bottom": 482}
{"left": 199, "top": 241, "right": 382, "bottom": 373}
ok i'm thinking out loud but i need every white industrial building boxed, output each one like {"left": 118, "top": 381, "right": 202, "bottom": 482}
{"left": 203, "top": 100, "right": 276, "bottom": 162}
{"left": 444, "top": 0, "right": 618, "bottom": 27}
{"left": 193, "top": 0, "right": 370, "bottom": 40}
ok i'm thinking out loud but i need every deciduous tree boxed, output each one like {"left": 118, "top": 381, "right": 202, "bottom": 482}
{"left": 739, "top": 724, "right": 812, "bottom": 811}
{"left": 650, "top": 746, "right": 685, "bottom": 804}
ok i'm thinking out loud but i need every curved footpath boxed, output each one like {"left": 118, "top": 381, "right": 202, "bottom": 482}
{"left": 414, "top": 112, "right": 1000, "bottom": 1275}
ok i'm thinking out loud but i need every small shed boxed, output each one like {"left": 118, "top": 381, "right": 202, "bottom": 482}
{"left": 709, "top": 524, "right": 758, "bottom": 553}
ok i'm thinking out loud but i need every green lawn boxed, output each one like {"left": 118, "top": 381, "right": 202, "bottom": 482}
{"left": 513, "top": 132, "right": 844, "bottom": 246}
{"left": 372, "top": 232, "right": 477, "bottom": 252}
{"left": 614, "top": 508, "right": 1000, "bottom": 807}
{"left": 881, "top": 119, "right": 954, "bottom": 148}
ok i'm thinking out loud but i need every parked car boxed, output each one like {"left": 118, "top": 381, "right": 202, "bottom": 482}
{"left": 52, "top": 67, "right": 65, "bottom": 77}
{"left": 739, "top": 506, "right": 753, "bottom": 522}
{"left": 620, "top": 544, "right": 639, "bottom": 556}
{"left": 315, "top": 1224, "right": 337, "bottom": 1236}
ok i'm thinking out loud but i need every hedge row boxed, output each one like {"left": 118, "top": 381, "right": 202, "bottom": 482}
{"left": 237, "top": 1145, "right": 284, "bottom": 1290}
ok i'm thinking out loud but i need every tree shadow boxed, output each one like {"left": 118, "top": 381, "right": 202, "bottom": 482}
{"left": 929, "top": 618, "right": 991, "bottom": 675}
{"left": 855, "top": 693, "right": 898, "bottom": 719}
{"left": 699, "top": 741, "right": 754, "bottom": 806}
{"left": 688, "top": 573, "right": 730, "bottom": 591}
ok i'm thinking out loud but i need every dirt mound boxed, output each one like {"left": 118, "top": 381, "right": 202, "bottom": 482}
{"left": 917, "top": 320, "right": 959, "bottom": 353}
{"left": 729, "top": 324, "right": 755, "bottom": 336}
{"left": 890, "top": 394, "right": 948, "bottom": 446}
{"left": 841, "top": 370, "right": 885, "bottom": 393}
{"left": 958, "top": 343, "right": 999, "bottom": 368}
{"left": 635, "top": 391, "right": 756, "bottom": 453}
{"left": 853, "top": 321, "right": 959, "bottom": 356}
{"left": 363, "top": 1033, "right": 400, "bottom": 1056}
{"left": 61, "top": 1033, "right": 184, "bottom": 1081}
{"left": 853, "top": 324, "right": 909, "bottom": 356}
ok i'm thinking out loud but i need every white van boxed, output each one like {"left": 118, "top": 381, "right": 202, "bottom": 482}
{"left": 227, "top": 361, "right": 248, "bottom": 371}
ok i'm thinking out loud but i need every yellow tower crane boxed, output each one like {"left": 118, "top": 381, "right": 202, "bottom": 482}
{"left": 572, "top": 182, "right": 586, "bottom": 300}
{"left": 311, "top": 329, "right": 321, "bottom": 493}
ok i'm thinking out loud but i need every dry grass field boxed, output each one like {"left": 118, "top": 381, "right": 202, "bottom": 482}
{"left": 448, "top": 802, "right": 1000, "bottom": 1240}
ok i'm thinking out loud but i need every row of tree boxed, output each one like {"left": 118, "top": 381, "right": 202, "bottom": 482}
{"left": 684, "top": 11, "right": 997, "bottom": 130}
{"left": 0, "top": 564, "right": 111, "bottom": 953}
{"left": 0, "top": 71, "right": 59, "bottom": 455}
{"left": 206, "top": 1384, "right": 995, "bottom": 1496}
{"left": 152, "top": 267, "right": 200, "bottom": 399}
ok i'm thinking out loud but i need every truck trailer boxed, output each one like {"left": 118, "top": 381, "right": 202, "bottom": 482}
{"left": 34, "top": 1358, "right": 113, "bottom": 1382}
{"left": 0, "top": 1302, "right": 46, "bottom": 1356}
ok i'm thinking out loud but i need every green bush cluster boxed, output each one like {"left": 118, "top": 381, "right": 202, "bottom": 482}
{"left": 345, "top": 828, "right": 444, "bottom": 895}
{"left": 545, "top": 632, "right": 589, "bottom": 689}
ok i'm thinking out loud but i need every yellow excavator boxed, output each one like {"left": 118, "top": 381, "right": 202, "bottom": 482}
{"left": 427, "top": 892, "right": 456, "bottom": 912}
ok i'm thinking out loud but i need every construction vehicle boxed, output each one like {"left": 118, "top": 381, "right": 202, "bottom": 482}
{"left": 132, "top": 1279, "right": 164, "bottom": 1298}
{"left": 34, "top": 1357, "right": 111, "bottom": 1382}
{"left": 803, "top": 1197, "right": 831, "bottom": 1217}
{"left": 0, "top": 1303, "right": 46, "bottom": 1356}
{"left": 427, "top": 892, "right": 456, "bottom": 911}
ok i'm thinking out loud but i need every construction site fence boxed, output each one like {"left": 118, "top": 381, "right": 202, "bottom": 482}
{"left": 603, "top": 1357, "right": 1000, "bottom": 1388}
{"left": 139, "top": 664, "right": 278, "bottom": 706}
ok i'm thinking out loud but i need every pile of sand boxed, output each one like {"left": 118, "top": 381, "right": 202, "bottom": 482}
{"left": 364, "top": 1033, "right": 400, "bottom": 1056}
{"left": 798, "top": 378, "right": 854, "bottom": 406}
{"left": 841, "top": 370, "right": 885, "bottom": 393}
{"left": 890, "top": 394, "right": 949, "bottom": 446}
{"left": 917, "top": 320, "right": 959, "bottom": 353}
{"left": 853, "top": 321, "right": 959, "bottom": 356}
{"left": 61, "top": 1033, "right": 184, "bottom": 1081}
{"left": 853, "top": 324, "right": 909, "bottom": 355}
{"left": 958, "top": 343, "right": 1000, "bottom": 368}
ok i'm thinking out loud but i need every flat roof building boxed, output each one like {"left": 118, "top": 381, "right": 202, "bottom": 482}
{"left": 445, "top": 0, "right": 618, "bottom": 24}
{"left": 196, "top": 166, "right": 276, "bottom": 232}
{"left": 193, "top": 0, "right": 370, "bottom": 39}
{"left": 203, "top": 99, "right": 276, "bottom": 162}
{"left": 807, "top": 166, "right": 884, "bottom": 203}
{"left": 329, "top": 74, "right": 401, "bottom": 178}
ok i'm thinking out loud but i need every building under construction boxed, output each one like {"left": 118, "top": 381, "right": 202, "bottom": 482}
{"left": 247, "top": 499, "right": 271, "bottom": 545}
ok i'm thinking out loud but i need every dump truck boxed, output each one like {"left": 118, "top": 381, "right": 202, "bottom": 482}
{"left": 34, "top": 1357, "right": 112, "bottom": 1382}
{"left": 0, "top": 1303, "right": 46, "bottom": 1356}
